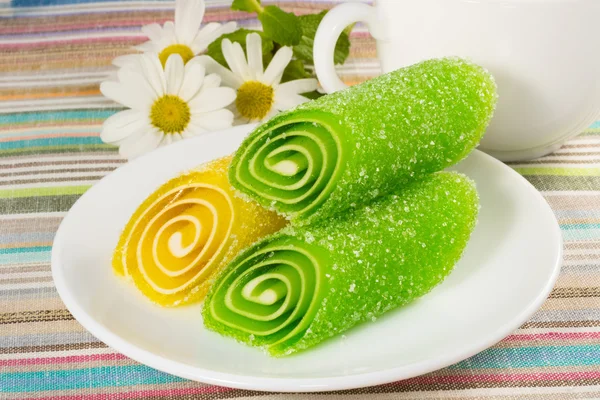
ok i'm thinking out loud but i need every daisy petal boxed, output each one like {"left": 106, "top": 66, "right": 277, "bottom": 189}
{"left": 246, "top": 32, "right": 264, "bottom": 80}
{"left": 100, "top": 81, "right": 153, "bottom": 110}
{"left": 101, "top": 109, "right": 149, "bottom": 143}
{"left": 278, "top": 78, "right": 319, "bottom": 96}
{"left": 113, "top": 126, "right": 147, "bottom": 146}
{"left": 189, "top": 87, "right": 236, "bottom": 113}
{"left": 116, "top": 66, "right": 159, "bottom": 100}
{"left": 118, "top": 128, "right": 164, "bottom": 159}
{"left": 202, "top": 73, "right": 221, "bottom": 90}
{"left": 232, "top": 116, "right": 249, "bottom": 126}
{"left": 141, "top": 23, "right": 164, "bottom": 42}
{"left": 105, "top": 69, "right": 119, "bottom": 82}
{"left": 222, "top": 39, "right": 250, "bottom": 80}
{"left": 134, "top": 40, "right": 159, "bottom": 53}
{"left": 183, "top": 56, "right": 205, "bottom": 70}
{"left": 273, "top": 92, "right": 311, "bottom": 111}
{"left": 189, "top": 22, "right": 219, "bottom": 53}
{"left": 162, "top": 133, "right": 183, "bottom": 146}
{"left": 229, "top": 108, "right": 248, "bottom": 126}
{"left": 164, "top": 54, "right": 185, "bottom": 95}
{"left": 134, "top": 53, "right": 165, "bottom": 96}
{"left": 262, "top": 46, "right": 293, "bottom": 86}
{"left": 222, "top": 20, "right": 238, "bottom": 34}
{"left": 175, "top": 0, "right": 204, "bottom": 45}
{"left": 196, "top": 56, "right": 243, "bottom": 88}
{"left": 160, "top": 133, "right": 173, "bottom": 147}
{"left": 264, "top": 109, "right": 279, "bottom": 120}
{"left": 191, "top": 21, "right": 237, "bottom": 53}
{"left": 179, "top": 63, "right": 206, "bottom": 101}
{"left": 143, "top": 53, "right": 167, "bottom": 94}
{"left": 191, "top": 109, "right": 234, "bottom": 131}
{"left": 113, "top": 54, "right": 142, "bottom": 68}
{"left": 233, "top": 41, "right": 252, "bottom": 80}
{"left": 185, "top": 122, "right": 209, "bottom": 137}
{"left": 162, "top": 21, "right": 178, "bottom": 45}
{"left": 181, "top": 126, "right": 205, "bottom": 138}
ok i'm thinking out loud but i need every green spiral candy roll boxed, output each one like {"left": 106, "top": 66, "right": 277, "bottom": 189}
{"left": 229, "top": 57, "right": 496, "bottom": 225}
{"left": 203, "top": 172, "right": 479, "bottom": 356}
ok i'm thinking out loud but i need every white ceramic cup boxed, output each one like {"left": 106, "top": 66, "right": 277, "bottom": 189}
{"left": 314, "top": 0, "right": 600, "bottom": 161}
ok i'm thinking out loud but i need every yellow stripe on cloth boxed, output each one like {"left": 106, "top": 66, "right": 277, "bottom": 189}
{"left": 513, "top": 167, "right": 600, "bottom": 176}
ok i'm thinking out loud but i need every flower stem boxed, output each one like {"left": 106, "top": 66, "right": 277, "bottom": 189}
{"left": 247, "top": 0, "right": 263, "bottom": 14}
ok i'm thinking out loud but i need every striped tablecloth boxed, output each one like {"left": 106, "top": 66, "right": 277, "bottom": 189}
{"left": 1, "top": 0, "right": 599, "bottom": 398}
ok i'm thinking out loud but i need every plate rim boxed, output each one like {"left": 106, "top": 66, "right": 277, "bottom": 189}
{"left": 51, "top": 125, "right": 563, "bottom": 392}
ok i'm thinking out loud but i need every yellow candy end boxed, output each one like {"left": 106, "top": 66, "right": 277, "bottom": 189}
{"left": 113, "top": 156, "right": 288, "bottom": 306}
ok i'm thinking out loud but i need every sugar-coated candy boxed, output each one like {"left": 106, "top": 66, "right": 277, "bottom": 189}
{"left": 113, "top": 156, "right": 287, "bottom": 306}
{"left": 229, "top": 57, "right": 496, "bottom": 225}
{"left": 203, "top": 172, "right": 479, "bottom": 356}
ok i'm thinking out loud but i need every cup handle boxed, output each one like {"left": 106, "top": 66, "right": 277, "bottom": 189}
{"left": 314, "top": 2, "right": 379, "bottom": 94}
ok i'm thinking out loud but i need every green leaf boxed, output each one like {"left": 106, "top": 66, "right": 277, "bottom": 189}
{"left": 281, "top": 59, "right": 312, "bottom": 83}
{"left": 231, "top": 0, "right": 263, "bottom": 13}
{"left": 258, "top": 5, "right": 302, "bottom": 46}
{"left": 294, "top": 11, "right": 351, "bottom": 65}
{"left": 206, "top": 29, "right": 274, "bottom": 68}
{"left": 301, "top": 90, "right": 325, "bottom": 100}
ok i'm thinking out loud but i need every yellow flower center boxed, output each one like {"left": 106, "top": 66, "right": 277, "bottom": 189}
{"left": 158, "top": 44, "right": 195, "bottom": 68}
{"left": 236, "top": 81, "right": 275, "bottom": 121}
{"left": 150, "top": 95, "right": 190, "bottom": 134}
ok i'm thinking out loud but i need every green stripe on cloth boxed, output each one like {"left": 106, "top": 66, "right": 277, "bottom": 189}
{"left": 514, "top": 167, "right": 600, "bottom": 176}
{"left": 0, "top": 186, "right": 91, "bottom": 199}
{"left": 0, "top": 110, "right": 117, "bottom": 126}
{"left": 0, "top": 195, "right": 82, "bottom": 214}
{"left": 0, "top": 246, "right": 52, "bottom": 254}
{"left": 0, "top": 251, "right": 51, "bottom": 264}
{"left": 0, "top": 144, "right": 115, "bottom": 157}
{"left": 524, "top": 175, "right": 600, "bottom": 191}
{"left": 0, "top": 137, "right": 103, "bottom": 150}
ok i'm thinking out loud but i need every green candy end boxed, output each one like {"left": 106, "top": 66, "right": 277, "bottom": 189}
{"left": 203, "top": 172, "right": 479, "bottom": 356}
{"left": 229, "top": 57, "right": 496, "bottom": 225}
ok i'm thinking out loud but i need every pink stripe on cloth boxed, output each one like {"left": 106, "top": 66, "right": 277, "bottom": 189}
{"left": 0, "top": 10, "right": 247, "bottom": 35}
{"left": 505, "top": 332, "right": 600, "bottom": 341}
{"left": 395, "top": 371, "right": 600, "bottom": 385}
{"left": 20, "top": 386, "right": 235, "bottom": 400}
{"left": 0, "top": 353, "right": 128, "bottom": 367}
{"left": 0, "top": 36, "right": 143, "bottom": 50}
{"left": 0, "top": 20, "right": 163, "bottom": 35}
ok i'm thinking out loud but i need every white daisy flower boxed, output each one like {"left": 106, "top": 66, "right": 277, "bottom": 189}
{"left": 100, "top": 53, "right": 236, "bottom": 160}
{"left": 114, "top": 0, "right": 236, "bottom": 68}
{"left": 197, "top": 32, "right": 318, "bottom": 122}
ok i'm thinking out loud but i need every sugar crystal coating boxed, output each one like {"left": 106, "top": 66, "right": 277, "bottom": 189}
{"left": 229, "top": 57, "right": 496, "bottom": 225}
{"left": 112, "top": 156, "right": 287, "bottom": 306}
{"left": 202, "top": 172, "right": 479, "bottom": 356}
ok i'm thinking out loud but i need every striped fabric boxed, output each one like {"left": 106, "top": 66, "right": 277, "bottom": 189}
{"left": 1, "top": 0, "right": 599, "bottom": 398}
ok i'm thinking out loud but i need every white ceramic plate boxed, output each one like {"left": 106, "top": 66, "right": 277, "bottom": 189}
{"left": 52, "top": 124, "right": 562, "bottom": 392}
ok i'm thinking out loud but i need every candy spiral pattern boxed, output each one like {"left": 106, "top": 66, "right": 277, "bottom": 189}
{"left": 113, "top": 157, "right": 287, "bottom": 306}
{"left": 230, "top": 58, "right": 497, "bottom": 225}
{"left": 231, "top": 119, "right": 343, "bottom": 219}
{"left": 204, "top": 172, "right": 479, "bottom": 356}
{"left": 205, "top": 236, "right": 326, "bottom": 347}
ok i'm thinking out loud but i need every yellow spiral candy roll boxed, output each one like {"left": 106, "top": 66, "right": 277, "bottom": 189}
{"left": 113, "top": 156, "right": 288, "bottom": 307}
